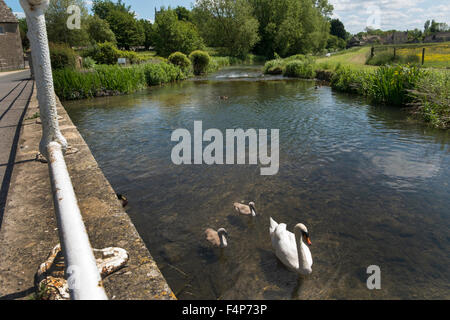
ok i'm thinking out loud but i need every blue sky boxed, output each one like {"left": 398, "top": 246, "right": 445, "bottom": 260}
{"left": 6, "top": 0, "right": 450, "bottom": 34}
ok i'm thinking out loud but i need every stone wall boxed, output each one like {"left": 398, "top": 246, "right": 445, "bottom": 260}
{"left": 0, "top": 83, "right": 176, "bottom": 300}
{"left": 0, "top": 23, "right": 24, "bottom": 71}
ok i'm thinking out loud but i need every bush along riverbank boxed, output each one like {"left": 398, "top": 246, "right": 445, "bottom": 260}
{"left": 53, "top": 62, "right": 186, "bottom": 100}
{"left": 53, "top": 49, "right": 265, "bottom": 101}
{"left": 263, "top": 54, "right": 316, "bottom": 79}
{"left": 329, "top": 64, "right": 449, "bottom": 129}
{"left": 263, "top": 56, "right": 449, "bottom": 129}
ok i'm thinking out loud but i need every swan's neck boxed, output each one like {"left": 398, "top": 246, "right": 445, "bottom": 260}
{"left": 249, "top": 205, "right": 256, "bottom": 217}
{"left": 295, "top": 230, "right": 308, "bottom": 269}
{"left": 219, "top": 234, "right": 227, "bottom": 248}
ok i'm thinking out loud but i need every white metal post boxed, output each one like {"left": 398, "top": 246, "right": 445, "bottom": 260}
{"left": 20, "top": 0, "right": 108, "bottom": 300}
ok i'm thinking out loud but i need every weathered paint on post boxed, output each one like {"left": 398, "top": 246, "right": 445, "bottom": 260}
{"left": 47, "top": 142, "right": 108, "bottom": 300}
{"left": 19, "top": 0, "right": 67, "bottom": 159}
{"left": 20, "top": 0, "right": 108, "bottom": 300}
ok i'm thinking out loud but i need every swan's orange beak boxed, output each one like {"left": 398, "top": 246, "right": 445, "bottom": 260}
{"left": 306, "top": 237, "right": 312, "bottom": 246}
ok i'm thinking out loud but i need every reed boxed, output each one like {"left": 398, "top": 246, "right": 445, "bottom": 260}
{"left": 53, "top": 62, "right": 185, "bottom": 100}
{"left": 408, "top": 71, "right": 450, "bottom": 128}
{"left": 365, "top": 65, "right": 424, "bottom": 106}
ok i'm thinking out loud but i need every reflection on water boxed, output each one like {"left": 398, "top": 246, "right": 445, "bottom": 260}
{"left": 65, "top": 66, "right": 450, "bottom": 300}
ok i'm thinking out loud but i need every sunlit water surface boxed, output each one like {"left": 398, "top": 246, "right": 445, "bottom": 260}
{"left": 65, "top": 66, "right": 450, "bottom": 299}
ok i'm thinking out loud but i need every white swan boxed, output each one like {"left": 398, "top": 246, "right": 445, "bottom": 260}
{"left": 269, "top": 217, "right": 313, "bottom": 275}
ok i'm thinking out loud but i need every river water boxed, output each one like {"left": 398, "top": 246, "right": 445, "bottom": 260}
{"left": 65, "top": 66, "right": 450, "bottom": 299}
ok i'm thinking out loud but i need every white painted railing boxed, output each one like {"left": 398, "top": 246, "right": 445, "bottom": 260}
{"left": 20, "top": 0, "right": 108, "bottom": 300}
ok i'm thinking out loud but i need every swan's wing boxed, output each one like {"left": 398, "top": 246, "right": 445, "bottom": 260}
{"left": 272, "top": 224, "right": 299, "bottom": 270}
{"left": 205, "top": 229, "right": 219, "bottom": 246}
{"left": 235, "top": 203, "right": 251, "bottom": 214}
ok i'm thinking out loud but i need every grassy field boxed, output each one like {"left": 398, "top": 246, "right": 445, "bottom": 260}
{"left": 311, "top": 43, "right": 449, "bottom": 129}
{"left": 316, "top": 42, "right": 450, "bottom": 70}
{"left": 316, "top": 47, "right": 376, "bottom": 71}
{"left": 374, "top": 42, "right": 450, "bottom": 68}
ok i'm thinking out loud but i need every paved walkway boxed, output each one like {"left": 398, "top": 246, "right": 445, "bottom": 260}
{"left": 0, "top": 70, "right": 33, "bottom": 224}
{"left": 0, "top": 71, "right": 174, "bottom": 300}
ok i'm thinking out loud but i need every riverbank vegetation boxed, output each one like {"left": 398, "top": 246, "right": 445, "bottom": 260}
{"left": 408, "top": 71, "right": 450, "bottom": 128}
{"left": 263, "top": 55, "right": 316, "bottom": 78}
{"left": 328, "top": 65, "right": 449, "bottom": 128}
{"left": 262, "top": 47, "right": 449, "bottom": 128}
{"left": 53, "top": 62, "right": 186, "bottom": 100}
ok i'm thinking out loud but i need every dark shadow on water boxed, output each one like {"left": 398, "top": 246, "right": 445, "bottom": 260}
{"left": 226, "top": 214, "right": 248, "bottom": 230}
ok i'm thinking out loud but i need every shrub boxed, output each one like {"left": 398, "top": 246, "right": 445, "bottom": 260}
{"left": 189, "top": 50, "right": 211, "bottom": 75}
{"left": 83, "top": 42, "right": 143, "bottom": 65}
{"left": 284, "top": 60, "right": 316, "bottom": 79}
{"left": 86, "top": 42, "right": 120, "bottom": 65}
{"left": 330, "top": 66, "right": 368, "bottom": 94}
{"left": 365, "top": 65, "right": 424, "bottom": 106}
{"left": 408, "top": 71, "right": 450, "bottom": 128}
{"left": 263, "top": 59, "right": 284, "bottom": 75}
{"left": 52, "top": 62, "right": 185, "bottom": 100}
{"left": 118, "top": 50, "right": 142, "bottom": 64}
{"left": 142, "top": 62, "right": 186, "bottom": 86}
{"left": 326, "top": 35, "right": 346, "bottom": 51}
{"left": 52, "top": 65, "right": 146, "bottom": 100}
{"left": 49, "top": 43, "right": 77, "bottom": 70}
{"left": 153, "top": 10, "right": 204, "bottom": 57}
{"left": 82, "top": 57, "right": 96, "bottom": 69}
{"left": 284, "top": 54, "right": 307, "bottom": 62}
{"left": 331, "top": 64, "right": 425, "bottom": 106}
{"left": 168, "top": 52, "right": 191, "bottom": 71}
{"left": 366, "top": 52, "right": 420, "bottom": 66}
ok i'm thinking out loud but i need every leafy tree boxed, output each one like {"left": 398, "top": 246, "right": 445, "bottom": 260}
{"left": 175, "top": 6, "right": 192, "bottom": 22}
{"left": 424, "top": 20, "right": 431, "bottom": 33}
{"left": 49, "top": 42, "right": 77, "bottom": 69}
{"left": 106, "top": 9, "right": 144, "bottom": 49}
{"left": 18, "top": 18, "right": 29, "bottom": 51}
{"left": 86, "top": 15, "right": 116, "bottom": 44}
{"left": 193, "top": 0, "right": 260, "bottom": 58}
{"left": 424, "top": 20, "right": 449, "bottom": 35}
{"left": 153, "top": 9, "right": 204, "bottom": 57}
{"left": 248, "top": 0, "right": 331, "bottom": 57}
{"left": 45, "top": 0, "right": 89, "bottom": 46}
{"left": 92, "top": 0, "right": 144, "bottom": 49}
{"left": 326, "top": 35, "right": 346, "bottom": 50}
{"left": 138, "top": 19, "right": 154, "bottom": 50}
{"left": 92, "top": 0, "right": 131, "bottom": 20}
{"left": 313, "top": 0, "right": 334, "bottom": 17}
{"left": 407, "top": 29, "right": 422, "bottom": 42}
{"left": 330, "top": 19, "right": 347, "bottom": 40}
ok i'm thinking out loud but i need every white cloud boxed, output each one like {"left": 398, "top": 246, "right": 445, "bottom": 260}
{"left": 329, "top": 0, "right": 450, "bottom": 33}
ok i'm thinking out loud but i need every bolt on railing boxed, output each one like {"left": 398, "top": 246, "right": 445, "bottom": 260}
{"left": 20, "top": 0, "right": 108, "bottom": 300}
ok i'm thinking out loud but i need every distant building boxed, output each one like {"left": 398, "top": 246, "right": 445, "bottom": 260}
{"left": 382, "top": 31, "right": 409, "bottom": 45}
{"left": 424, "top": 32, "right": 450, "bottom": 43}
{"left": 347, "top": 35, "right": 381, "bottom": 48}
{"left": 0, "top": 0, "right": 24, "bottom": 71}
